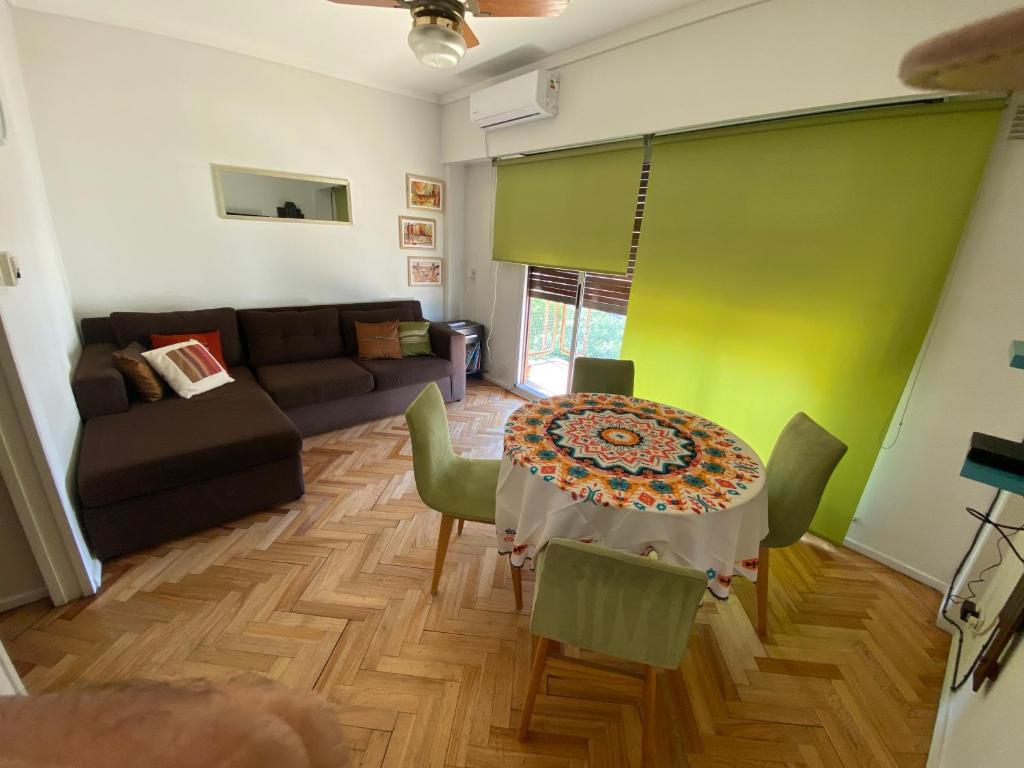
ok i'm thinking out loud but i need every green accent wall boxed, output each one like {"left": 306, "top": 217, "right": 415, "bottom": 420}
{"left": 621, "top": 101, "right": 1003, "bottom": 543}
{"left": 494, "top": 140, "right": 645, "bottom": 274}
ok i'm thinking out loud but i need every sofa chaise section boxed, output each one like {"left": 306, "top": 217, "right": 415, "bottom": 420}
{"left": 71, "top": 300, "right": 467, "bottom": 559}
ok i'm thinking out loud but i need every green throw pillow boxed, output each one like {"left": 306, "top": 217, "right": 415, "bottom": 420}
{"left": 398, "top": 321, "right": 434, "bottom": 357}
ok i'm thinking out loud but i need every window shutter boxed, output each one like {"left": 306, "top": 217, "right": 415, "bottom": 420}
{"left": 493, "top": 140, "right": 645, "bottom": 274}
{"left": 527, "top": 267, "right": 580, "bottom": 306}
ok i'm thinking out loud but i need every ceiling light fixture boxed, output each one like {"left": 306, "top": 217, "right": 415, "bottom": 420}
{"left": 408, "top": 13, "right": 466, "bottom": 69}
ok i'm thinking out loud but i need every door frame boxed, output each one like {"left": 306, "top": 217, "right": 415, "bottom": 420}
{"left": 0, "top": 316, "right": 99, "bottom": 606}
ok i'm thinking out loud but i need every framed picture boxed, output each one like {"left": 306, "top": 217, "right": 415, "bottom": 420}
{"left": 399, "top": 215, "right": 436, "bottom": 250}
{"left": 406, "top": 173, "right": 444, "bottom": 211}
{"left": 408, "top": 256, "right": 443, "bottom": 287}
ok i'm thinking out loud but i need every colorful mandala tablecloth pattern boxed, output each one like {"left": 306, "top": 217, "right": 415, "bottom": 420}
{"left": 503, "top": 393, "right": 763, "bottom": 515}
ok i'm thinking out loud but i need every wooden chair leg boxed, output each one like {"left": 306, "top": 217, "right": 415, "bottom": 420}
{"left": 756, "top": 545, "right": 770, "bottom": 636}
{"left": 511, "top": 563, "right": 524, "bottom": 610}
{"left": 457, "top": 519, "right": 465, "bottom": 536}
{"left": 431, "top": 515, "right": 455, "bottom": 595}
{"left": 642, "top": 665, "right": 658, "bottom": 766}
{"left": 518, "top": 636, "right": 551, "bottom": 742}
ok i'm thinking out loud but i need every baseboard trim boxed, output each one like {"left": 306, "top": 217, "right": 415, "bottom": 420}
{"left": 924, "top": 647, "right": 957, "bottom": 768}
{"left": 0, "top": 587, "right": 49, "bottom": 613}
{"left": 843, "top": 536, "right": 948, "bottom": 593}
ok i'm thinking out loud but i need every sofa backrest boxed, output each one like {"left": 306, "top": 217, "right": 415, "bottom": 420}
{"left": 80, "top": 300, "right": 425, "bottom": 364}
{"left": 109, "top": 308, "right": 244, "bottom": 367}
{"left": 238, "top": 308, "right": 343, "bottom": 368}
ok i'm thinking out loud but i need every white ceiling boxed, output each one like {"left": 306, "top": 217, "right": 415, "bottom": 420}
{"left": 11, "top": 0, "right": 702, "bottom": 100}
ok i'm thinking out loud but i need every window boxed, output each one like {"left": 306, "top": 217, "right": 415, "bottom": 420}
{"left": 519, "top": 161, "right": 649, "bottom": 396}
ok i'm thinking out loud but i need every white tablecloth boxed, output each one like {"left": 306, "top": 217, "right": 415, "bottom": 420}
{"left": 495, "top": 393, "right": 768, "bottom": 598}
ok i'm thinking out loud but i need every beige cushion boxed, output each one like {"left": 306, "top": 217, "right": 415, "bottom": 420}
{"left": 142, "top": 339, "right": 234, "bottom": 399}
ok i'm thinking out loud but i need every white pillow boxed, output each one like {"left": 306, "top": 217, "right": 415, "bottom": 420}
{"left": 141, "top": 339, "right": 234, "bottom": 399}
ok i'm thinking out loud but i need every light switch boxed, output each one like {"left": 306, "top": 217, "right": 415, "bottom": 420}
{"left": 0, "top": 252, "right": 19, "bottom": 287}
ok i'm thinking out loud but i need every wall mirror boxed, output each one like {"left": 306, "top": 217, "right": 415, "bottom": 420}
{"left": 212, "top": 165, "right": 352, "bottom": 224}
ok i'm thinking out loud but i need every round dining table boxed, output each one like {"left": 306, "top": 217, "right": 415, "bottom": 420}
{"left": 496, "top": 392, "right": 768, "bottom": 598}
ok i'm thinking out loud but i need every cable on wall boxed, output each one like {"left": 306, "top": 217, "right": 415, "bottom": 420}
{"left": 942, "top": 488, "right": 1024, "bottom": 691}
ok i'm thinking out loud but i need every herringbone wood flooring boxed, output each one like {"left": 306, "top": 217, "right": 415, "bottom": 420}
{"left": 2, "top": 382, "right": 949, "bottom": 767}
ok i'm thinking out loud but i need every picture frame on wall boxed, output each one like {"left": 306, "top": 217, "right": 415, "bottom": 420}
{"left": 406, "top": 173, "right": 444, "bottom": 211}
{"left": 399, "top": 215, "right": 436, "bottom": 250}
{"left": 408, "top": 256, "right": 443, "bottom": 287}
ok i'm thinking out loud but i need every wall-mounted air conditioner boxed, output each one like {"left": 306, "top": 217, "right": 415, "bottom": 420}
{"left": 469, "top": 70, "right": 559, "bottom": 131}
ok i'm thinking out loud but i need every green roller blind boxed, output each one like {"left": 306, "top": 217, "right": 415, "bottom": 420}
{"left": 493, "top": 140, "right": 645, "bottom": 274}
{"left": 621, "top": 100, "right": 1003, "bottom": 543}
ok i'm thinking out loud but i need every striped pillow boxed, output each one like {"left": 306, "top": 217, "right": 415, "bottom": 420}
{"left": 398, "top": 321, "right": 434, "bottom": 357}
{"left": 142, "top": 339, "right": 234, "bottom": 399}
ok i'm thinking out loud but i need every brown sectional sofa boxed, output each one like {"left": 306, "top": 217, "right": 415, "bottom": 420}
{"left": 72, "top": 300, "right": 466, "bottom": 559}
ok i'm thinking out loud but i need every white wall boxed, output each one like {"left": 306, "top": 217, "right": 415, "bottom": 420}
{"left": 849, "top": 99, "right": 1024, "bottom": 590}
{"left": 0, "top": 0, "right": 97, "bottom": 600}
{"left": 14, "top": 10, "right": 447, "bottom": 320}
{"left": 927, "top": 493, "right": 1024, "bottom": 767}
{"left": 455, "top": 161, "right": 525, "bottom": 388}
{"left": 0, "top": 472, "right": 45, "bottom": 611}
{"left": 441, "top": 0, "right": 1020, "bottom": 163}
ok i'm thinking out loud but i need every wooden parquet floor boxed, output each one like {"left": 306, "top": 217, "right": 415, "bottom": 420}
{"left": 1, "top": 382, "right": 950, "bottom": 767}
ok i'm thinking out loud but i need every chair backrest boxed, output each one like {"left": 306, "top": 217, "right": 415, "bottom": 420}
{"left": 531, "top": 539, "right": 707, "bottom": 669}
{"left": 570, "top": 358, "right": 635, "bottom": 396}
{"left": 404, "top": 383, "right": 456, "bottom": 510}
{"left": 762, "top": 412, "right": 848, "bottom": 549}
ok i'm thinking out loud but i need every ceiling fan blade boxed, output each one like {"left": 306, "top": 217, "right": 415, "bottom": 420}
{"left": 325, "top": 0, "right": 406, "bottom": 8}
{"left": 461, "top": 19, "right": 480, "bottom": 49}
{"left": 474, "top": 0, "right": 569, "bottom": 17}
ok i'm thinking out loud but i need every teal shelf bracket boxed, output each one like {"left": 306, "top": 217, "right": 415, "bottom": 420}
{"left": 1010, "top": 340, "right": 1024, "bottom": 370}
{"left": 961, "top": 458, "right": 1024, "bottom": 496}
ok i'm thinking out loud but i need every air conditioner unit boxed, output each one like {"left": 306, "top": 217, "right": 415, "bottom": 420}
{"left": 470, "top": 70, "right": 559, "bottom": 131}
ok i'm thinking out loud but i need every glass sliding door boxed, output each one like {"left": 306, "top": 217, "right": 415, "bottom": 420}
{"left": 520, "top": 267, "right": 632, "bottom": 396}
{"left": 521, "top": 268, "right": 580, "bottom": 396}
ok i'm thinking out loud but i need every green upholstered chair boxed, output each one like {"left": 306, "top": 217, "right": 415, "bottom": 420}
{"left": 569, "top": 357, "right": 635, "bottom": 396}
{"left": 405, "top": 383, "right": 523, "bottom": 608}
{"left": 519, "top": 539, "right": 707, "bottom": 764}
{"left": 757, "top": 412, "right": 848, "bottom": 635}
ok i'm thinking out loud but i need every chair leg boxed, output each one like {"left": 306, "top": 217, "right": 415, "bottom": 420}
{"left": 756, "top": 545, "right": 770, "bottom": 636}
{"left": 431, "top": 515, "right": 456, "bottom": 595}
{"left": 457, "top": 518, "right": 465, "bottom": 536}
{"left": 518, "top": 636, "right": 552, "bottom": 742}
{"left": 642, "top": 665, "right": 658, "bottom": 766}
{"left": 511, "top": 563, "right": 524, "bottom": 610}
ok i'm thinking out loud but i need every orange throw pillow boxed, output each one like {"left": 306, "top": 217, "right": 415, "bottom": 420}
{"left": 150, "top": 331, "right": 226, "bottom": 368}
{"left": 355, "top": 320, "right": 402, "bottom": 360}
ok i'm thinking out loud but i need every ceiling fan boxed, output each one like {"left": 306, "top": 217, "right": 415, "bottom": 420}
{"left": 327, "top": 1, "right": 570, "bottom": 69}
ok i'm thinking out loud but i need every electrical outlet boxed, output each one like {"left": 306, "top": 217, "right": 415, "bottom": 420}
{"left": 468, "top": 267, "right": 477, "bottom": 282}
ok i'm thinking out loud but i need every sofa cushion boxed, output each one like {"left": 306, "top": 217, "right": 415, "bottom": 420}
{"left": 110, "top": 308, "right": 243, "bottom": 366}
{"left": 257, "top": 357, "right": 374, "bottom": 409}
{"left": 112, "top": 342, "right": 165, "bottom": 403}
{"left": 340, "top": 307, "right": 415, "bottom": 356}
{"left": 356, "top": 357, "right": 452, "bottom": 392}
{"left": 355, "top": 320, "right": 402, "bottom": 360}
{"left": 77, "top": 367, "right": 300, "bottom": 508}
{"left": 239, "top": 309, "right": 342, "bottom": 367}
